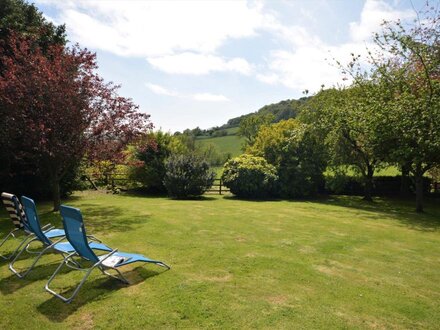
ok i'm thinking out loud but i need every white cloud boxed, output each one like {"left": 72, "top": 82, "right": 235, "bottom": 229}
{"left": 38, "top": 0, "right": 417, "bottom": 95}
{"left": 193, "top": 93, "right": 229, "bottom": 102}
{"left": 146, "top": 83, "right": 229, "bottom": 102}
{"left": 256, "top": 0, "right": 415, "bottom": 92}
{"left": 349, "top": 0, "right": 415, "bottom": 42}
{"left": 37, "top": 0, "right": 268, "bottom": 57}
{"left": 145, "top": 83, "right": 179, "bottom": 97}
{"left": 147, "top": 53, "right": 252, "bottom": 75}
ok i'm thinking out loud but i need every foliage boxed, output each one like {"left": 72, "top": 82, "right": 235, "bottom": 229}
{"left": 300, "top": 85, "right": 386, "bottom": 201}
{"left": 238, "top": 113, "right": 274, "bottom": 148}
{"left": 127, "top": 131, "right": 186, "bottom": 193}
{"left": 0, "top": 0, "right": 66, "bottom": 52}
{"left": 249, "top": 119, "right": 327, "bottom": 198}
{"left": 0, "top": 0, "right": 69, "bottom": 200}
{"left": 163, "top": 154, "right": 215, "bottom": 198}
{"left": 222, "top": 154, "right": 278, "bottom": 198}
{"left": 428, "top": 167, "right": 440, "bottom": 182}
{"left": 347, "top": 5, "right": 440, "bottom": 211}
{"left": 224, "top": 97, "right": 307, "bottom": 128}
{"left": 0, "top": 33, "right": 151, "bottom": 210}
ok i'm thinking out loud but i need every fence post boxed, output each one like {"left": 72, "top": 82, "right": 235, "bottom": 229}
{"left": 219, "top": 179, "right": 222, "bottom": 195}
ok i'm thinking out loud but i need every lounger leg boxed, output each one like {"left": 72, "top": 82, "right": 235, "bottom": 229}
{"left": 0, "top": 229, "right": 27, "bottom": 260}
{"left": 46, "top": 250, "right": 119, "bottom": 303}
{"left": 0, "top": 230, "right": 18, "bottom": 260}
{"left": 9, "top": 236, "right": 66, "bottom": 278}
{"left": 9, "top": 239, "right": 54, "bottom": 278}
{"left": 5, "top": 233, "right": 35, "bottom": 261}
{"left": 45, "top": 252, "right": 93, "bottom": 303}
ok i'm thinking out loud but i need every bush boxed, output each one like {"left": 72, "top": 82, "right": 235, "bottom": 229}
{"left": 222, "top": 154, "right": 278, "bottom": 198}
{"left": 163, "top": 154, "right": 215, "bottom": 198}
{"left": 127, "top": 131, "right": 189, "bottom": 193}
{"left": 249, "top": 119, "right": 327, "bottom": 198}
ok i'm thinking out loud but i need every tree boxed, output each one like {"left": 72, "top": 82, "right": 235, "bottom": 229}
{"left": 128, "top": 131, "right": 183, "bottom": 193}
{"left": 0, "top": 0, "right": 66, "bottom": 56}
{"left": 0, "top": 33, "right": 151, "bottom": 210}
{"left": 344, "top": 5, "right": 440, "bottom": 211}
{"left": 249, "top": 119, "right": 327, "bottom": 198}
{"left": 238, "top": 113, "right": 274, "bottom": 148}
{"left": 300, "top": 85, "right": 387, "bottom": 201}
{"left": 0, "top": 0, "right": 68, "bottom": 199}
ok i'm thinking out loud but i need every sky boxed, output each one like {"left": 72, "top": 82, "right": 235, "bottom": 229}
{"left": 35, "top": 0, "right": 427, "bottom": 132}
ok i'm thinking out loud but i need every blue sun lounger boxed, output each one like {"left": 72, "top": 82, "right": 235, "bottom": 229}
{"left": 1, "top": 192, "right": 63, "bottom": 260}
{"left": 46, "top": 205, "right": 170, "bottom": 303}
{"left": 9, "top": 196, "right": 110, "bottom": 278}
{"left": 1, "top": 192, "right": 33, "bottom": 260}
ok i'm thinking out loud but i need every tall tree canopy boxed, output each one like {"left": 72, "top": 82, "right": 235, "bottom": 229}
{"left": 0, "top": 0, "right": 66, "bottom": 49}
{"left": 360, "top": 5, "right": 440, "bottom": 211}
{"left": 300, "top": 84, "right": 387, "bottom": 201}
{"left": 0, "top": 33, "right": 152, "bottom": 210}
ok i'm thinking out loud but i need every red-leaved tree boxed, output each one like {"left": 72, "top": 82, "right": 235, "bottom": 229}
{"left": 0, "top": 32, "right": 152, "bottom": 210}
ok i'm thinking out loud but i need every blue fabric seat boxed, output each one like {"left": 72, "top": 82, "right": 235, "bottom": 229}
{"left": 9, "top": 196, "right": 108, "bottom": 278}
{"left": 46, "top": 205, "right": 170, "bottom": 303}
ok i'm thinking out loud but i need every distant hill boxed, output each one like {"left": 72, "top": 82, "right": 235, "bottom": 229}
{"left": 182, "top": 97, "right": 310, "bottom": 170}
{"left": 221, "top": 96, "right": 310, "bottom": 129}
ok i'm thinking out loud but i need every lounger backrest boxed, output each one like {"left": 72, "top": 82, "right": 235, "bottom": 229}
{"left": 21, "top": 196, "right": 51, "bottom": 245}
{"left": 1, "top": 192, "right": 26, "bottom": 230}
{"left": 59, "top": 205, "right": 99, "bottom": 263}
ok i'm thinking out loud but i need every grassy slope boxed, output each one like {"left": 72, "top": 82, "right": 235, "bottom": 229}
{"left": 0, "top": 192, "right": 439, "bottom": 328}
{"left": 195, "top": 134, "right": 244, "bottom": 158}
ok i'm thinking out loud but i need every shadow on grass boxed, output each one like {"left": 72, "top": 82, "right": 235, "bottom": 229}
{"left": 303, "top": 195, "right": 440, "bottom": 232}
{"left": 223, "top": 195, "right": 282, "bottom": 203}
{"left": 39, "top": 203, "right": 149, "bottom": 234}
{"left": 37, "top": 266, "right": 166, "bottom": 322}
{"left": 122, "top": 190, "right": 218, "bottom": 201}
{"left": 0, "top": 260, "right": 68, "bottom": 294}
{"left": 167, "top": 196, "right": 217, "bottom": 201}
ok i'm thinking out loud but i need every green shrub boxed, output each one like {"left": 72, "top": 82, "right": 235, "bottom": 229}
{"left": 249, "top": 119, "right": 327, "bottom": 198}
{"left": 163, "top": 154, "right": 215, "bottom": 198}
{"left": 127, "top": 131, "right": 190, "bottom": 193}
{"left": 222, "top": 154, "right": 278, "bottom": 198}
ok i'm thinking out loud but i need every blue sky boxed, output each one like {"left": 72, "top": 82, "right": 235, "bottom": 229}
{"left": 35, "top": 0, "right": 426, "bottom": 132}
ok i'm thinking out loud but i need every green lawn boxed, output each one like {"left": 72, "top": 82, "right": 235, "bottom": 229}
{"left": 0, "top": 191, "right": 439, "bottom": 328}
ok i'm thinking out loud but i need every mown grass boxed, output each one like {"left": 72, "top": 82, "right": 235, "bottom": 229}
{"left": 0, "top": 191, "right": 439, "bottom": 329}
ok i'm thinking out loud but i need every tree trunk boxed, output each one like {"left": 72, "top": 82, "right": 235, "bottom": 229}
{"left": 414, "top": 165, "right": 424, "bottom": 213}
{"left": 49, "top": 164, "right": 61, "bottom": 212}
{"left": 363, "top": 165, "right": 374, "bottom": 202}
{"left": 400, "top": 163, "right": 411, "bottom": 197}
{"left": 52, "top": 178, "right": 61, "bottom": 212}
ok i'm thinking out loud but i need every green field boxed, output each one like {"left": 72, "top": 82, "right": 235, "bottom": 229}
{"left": 0, "top": 191, "right": 439, "bottom": 328}
{"left": 326, "top": 166, "right": 401, "bottom": 177}
{"left": 196, "top": 134, "right": 244, "bottom": 158}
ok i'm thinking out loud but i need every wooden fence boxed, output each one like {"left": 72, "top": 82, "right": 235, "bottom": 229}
{"left": 206, "top": 178, "right": 230, "bottom": 195}
{"left": 86, "top": 173, "right": 229, "bottom": 195}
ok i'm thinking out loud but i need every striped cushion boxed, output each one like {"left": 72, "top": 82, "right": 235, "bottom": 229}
{"left": 1, "top": 192, "right": 25, "bottom": 229}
